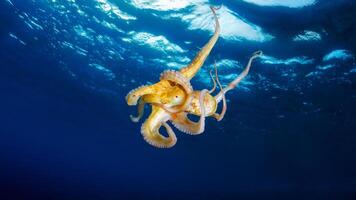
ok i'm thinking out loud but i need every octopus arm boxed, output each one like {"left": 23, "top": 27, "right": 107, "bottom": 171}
{"left": 160, "top": 70, "right": 193, "bottom": 93}
{"left": 215, "top": 51, "right": 262, "bottom": 103}
{"left": 130, "top": 98, "right": 145, "bottom": 123}
{"left": 180, "top": 6, "right": 220, "bottom": 80}
{"left": 212, "top": 60, "right": 227, "bottom": 121}
{"left": 208, "top": 67, "right": 217, "bottom": 94}
{"left": 141, "top": 105, "right": 177, "bottom": 148}
{"left": 172, "top": 113, "right": 205, "bottom": 135}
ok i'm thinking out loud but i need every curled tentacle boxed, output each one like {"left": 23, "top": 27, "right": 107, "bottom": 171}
{"left": 160, "top": 70, "right": 193, "bottom": 94}
{"left": 130, "top": 98, "right": 145, "bottom": 123}
{"left": 141, "top": 106, "right": 177, "bottom": 148}
{"left": 215, "top": 50, "right": 262, "bottom": 103}
{"left": 180, "top": 6, "right": 221, "bottom": 79}
{"left": 171, "top": 89, "right": 208, "bottom": 135}
{"left": 212, "top": 60, "right": 227, "bottom": 121}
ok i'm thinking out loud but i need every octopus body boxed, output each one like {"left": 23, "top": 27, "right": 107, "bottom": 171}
{"left": 125, "top": 6, "right": 263, "bottom": 148}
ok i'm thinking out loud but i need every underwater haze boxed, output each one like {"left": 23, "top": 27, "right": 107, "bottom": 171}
{"left": 1, "top": 0, "right": 356, "bottom": 199}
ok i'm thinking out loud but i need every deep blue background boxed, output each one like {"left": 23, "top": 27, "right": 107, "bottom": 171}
{"left": 1, "top": 0, "right": 355, "bottom": 199}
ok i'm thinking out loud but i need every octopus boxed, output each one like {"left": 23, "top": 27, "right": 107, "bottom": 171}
{"left": 126, "top": 6, "right": 263, "bottom": 148}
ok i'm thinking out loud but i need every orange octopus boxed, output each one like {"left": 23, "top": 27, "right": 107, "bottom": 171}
{"left": 126, "top": 7, "right": 262, "bottom": 148}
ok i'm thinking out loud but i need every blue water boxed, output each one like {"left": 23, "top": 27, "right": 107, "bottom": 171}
{"left": 1, "top": 0, "right": 355, "bottom": 199}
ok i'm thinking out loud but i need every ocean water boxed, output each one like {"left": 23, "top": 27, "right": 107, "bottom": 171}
{"left": 0, "top": 0, "right": 355, "bottom": 199}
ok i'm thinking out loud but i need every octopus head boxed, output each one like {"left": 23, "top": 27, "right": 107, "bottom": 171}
{"left": 165, "top": 85, "right": 187, "bottom": 107}
{"left": 142, "top": 84, "right": 187, "bottom": 108}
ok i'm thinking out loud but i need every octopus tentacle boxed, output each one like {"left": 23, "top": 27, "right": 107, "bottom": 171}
{"left": 160, "top": 70, "right": 193, "bottom": 94}
{"left": 130, "top": 98, "right": 145, "bottom": 123}
{"left": 171, "top": 113, "right": 196, "bottom": 135}
{"left": 212, "top": 60, "right": 227, "bottom": 121}
{"left": 126, "top": 84, "right": 158, "bottom": 106}
{"left": 180, "top": 6, "right": 220, "bottom": 79}
{"left": 215, "top": 50, "right": 263, "bottom": 103}
{"left": 171, "top": 89, "right": 208, "bottom": 135}
{"left": 141, "top": 106, "right": 177, "bottom": 148}
{"left": 208, "top": 65, "right": 217, "bottom": 94}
